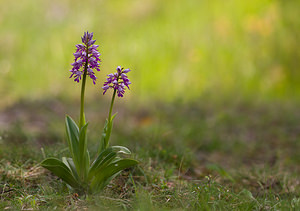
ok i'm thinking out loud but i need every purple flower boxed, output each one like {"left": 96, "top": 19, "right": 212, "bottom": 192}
{"left": 69, "top": 31, "right": 101, "bottom": 84}
{"left": 102, "top": 66, "right": 132, "bottom": 97}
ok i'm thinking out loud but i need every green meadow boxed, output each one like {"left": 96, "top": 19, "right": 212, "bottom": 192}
{"left": 0, "top": 0, "right": 299, "bottom": 210}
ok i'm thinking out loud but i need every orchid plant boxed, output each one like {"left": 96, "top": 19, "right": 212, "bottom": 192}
{"left": 41, "top": 31, "right": 138, "bottom": 194}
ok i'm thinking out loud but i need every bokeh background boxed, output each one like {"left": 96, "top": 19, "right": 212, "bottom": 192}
{"left": 1, "top": 0, "right": 300, "bottom": 209}
{"left": 0, "top": 0, "right": 299, "bottom": 106}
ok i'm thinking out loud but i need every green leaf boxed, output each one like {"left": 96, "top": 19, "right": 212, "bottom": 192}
{"left": 93, "top": 151, "right": 117, "bottom": 173}
{"left": 65, "top": 115, "right": 80, "bottom": 170}
{"left": 78, "top": 123, "right": 90, "bottom": 180}
{"left": 90, "top": 158, "right": 138, "bottom": 192}
{"left": 98, "top": 113, "right": 117, "bottom": 154}
{"left": 79, "top": 123, "right": 88, "bottom": 160}
{"left": 62, "top": 157, "right": 79, "bottom": 181}
{"left": 98, "top": 119, "right": 108, "bottom": 154}
{"left": 106, "top": 114, "right": 117, "bottom": 147}
{"left": 98, "top": 171, "right": 122, "bottom": 191}
{"left": 111, "top": 146, "right": 131, "bottom": 154}
{"left": 89, "top": 146, "right": 132, "bottom": 180}
{"left": 41, "top": 158, "right": 80, "bottom": 189}
{"left": 88, "top": 148, "right": 116, "bottom": 180}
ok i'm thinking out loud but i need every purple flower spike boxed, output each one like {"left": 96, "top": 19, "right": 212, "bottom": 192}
{"left": 69, "top": 31, "right": 101, "bottom": 84}
{"left": 102, "top": 66, "right": 132, "bottom": 97}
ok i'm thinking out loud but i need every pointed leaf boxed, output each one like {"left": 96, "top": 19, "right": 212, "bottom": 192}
{"left": 106, "top": 113, "right": 117, "bottom": 147}
{"left": 98, "top": 119, "right": 109, "bottom": 154}
{"left": 79, "top": 123, "right": 88, "bottom": 159}
{"left": 65, "top": 115, "right": 80, "bottom": 170}
{"left": 93, "top": 151, "right": 117, "bottom": 173}
{"left": 65, "top": 116, "right": 79, "bottom": 144}
{"left": 93, "top": 171, "right": 122, "bottom": 194}
{"left": 90, "top": 158, "right": 138, "bottom": 192}
{"left": 41, "top": 158, "right": 80, "bottom": 189}
{"left": 90, "top": 148, "right": 113, "bottom": 172}
{"left": 90, "top": 146, "right": 131, "bottom": 179}
{"left": 98, "top": 113, "right": 117, "bottom": 154}
{"left": 88, "top": 149, "right": 117, "bottom": 180}
{"left": 78, "top": 123, "right": 89, "bottom": 179}
{"left": 62, "top": 157, "right": 79, "bottom": 181}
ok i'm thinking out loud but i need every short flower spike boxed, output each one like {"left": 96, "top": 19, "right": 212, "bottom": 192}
{"left": 102, "top": 66, "right": 131, "bottom": 97}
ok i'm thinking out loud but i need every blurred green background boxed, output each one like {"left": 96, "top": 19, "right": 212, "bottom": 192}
{"left": 0, "top": 0, "right": 299, "bottom": 106}
{"left": 1, "top": 1, "right": 300, "bottom": 209}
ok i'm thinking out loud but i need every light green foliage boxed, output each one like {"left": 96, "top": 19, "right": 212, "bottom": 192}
{"left": 0, "top": 0, "right": 299, "bottom": 106}
{"left": 41, "top": 116, "right": 138, "bottom": 194}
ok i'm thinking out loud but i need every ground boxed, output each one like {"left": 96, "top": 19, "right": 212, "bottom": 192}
{"left": 0, "top": 97, "right": 299, "bottom": 210}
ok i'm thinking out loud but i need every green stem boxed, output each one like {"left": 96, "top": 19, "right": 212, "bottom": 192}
{"left": 79, "top": 40, "right": 89, "bottom": 129}
{"left": 108, "top": 89, "right": 116, "bottom": 122}
{"left": 79, "top": 68, "right": 87, "bottom": 129}
{"left": 97, "top": 89, "right": 116, "bottom": 154}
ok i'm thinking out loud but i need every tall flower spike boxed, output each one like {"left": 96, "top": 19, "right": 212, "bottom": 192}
{"left": 102, "top": 66, "right": 132, "bottom": 97}
{"left": 69, "top": 31, "right": 101, "bottom": 84}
